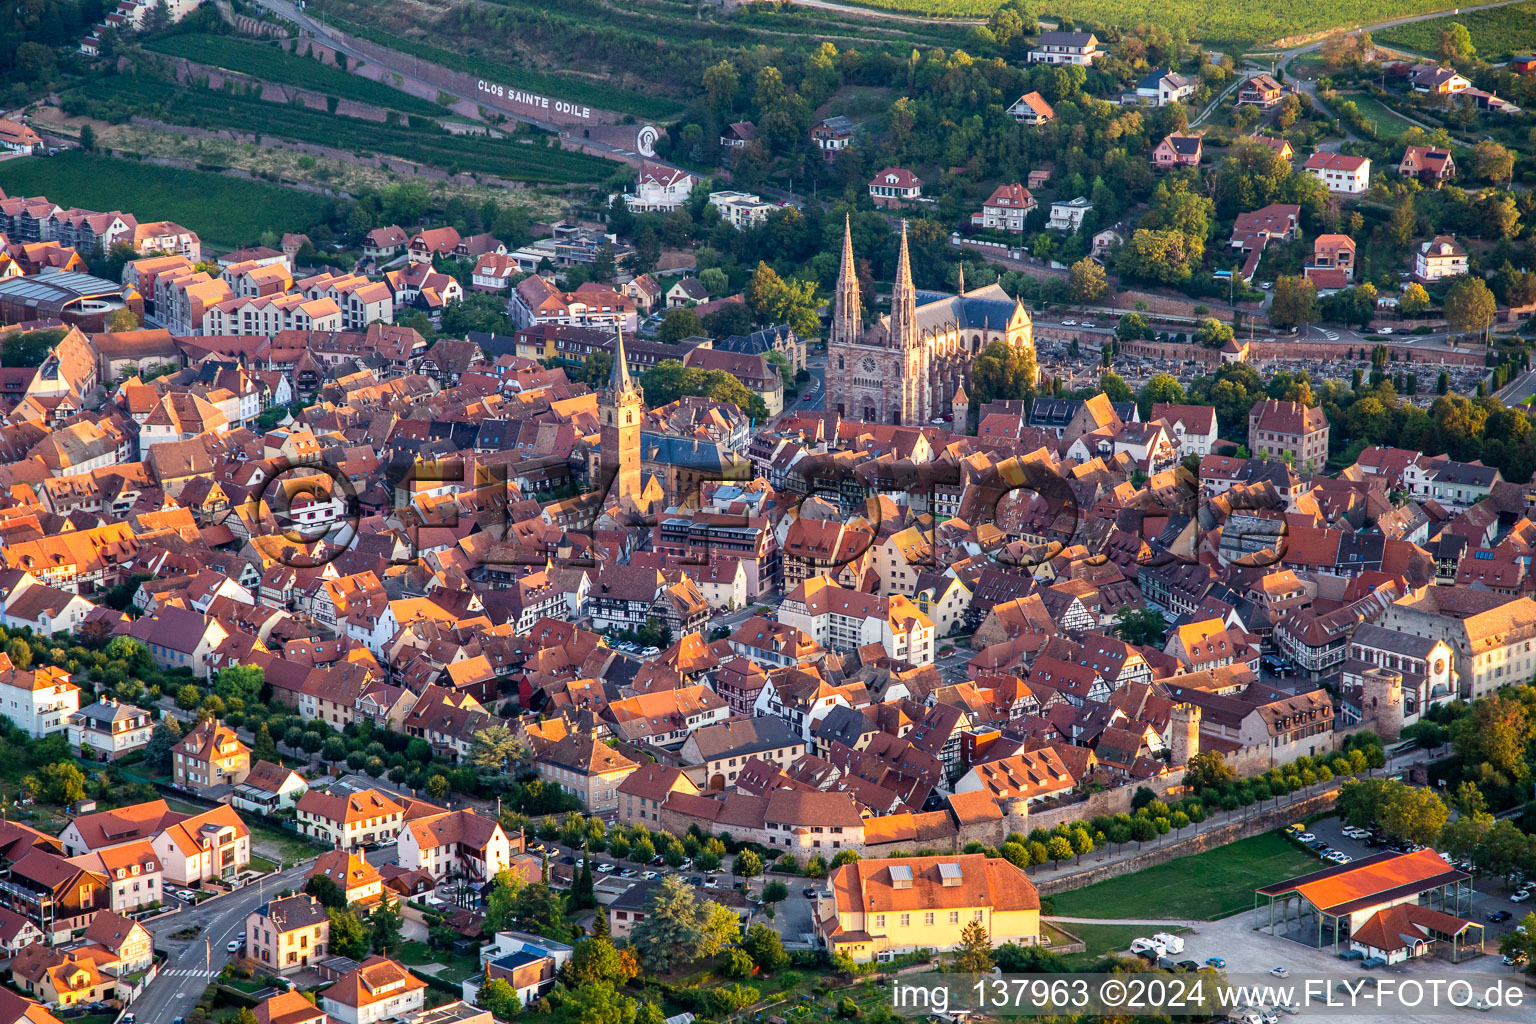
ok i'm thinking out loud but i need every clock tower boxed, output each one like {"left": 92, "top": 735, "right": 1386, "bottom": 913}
{"left": 599, "top": 326, "right": 643, "bottom": 503}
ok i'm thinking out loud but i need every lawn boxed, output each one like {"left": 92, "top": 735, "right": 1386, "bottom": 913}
{"left": 0, "top": 153, "right": 335, "bottom": 252}
{"left": 396, "top": 942, "right": 481, "bottom": 983}
{"left": 1335, "top": 91, "right": 1417, "bottom": 140}
{"left": 832, "top": 0, "right": 1465, "bottom": 49}
{"left": 1378, "top": 1, "right": 1536, "bottom": 58}
{"left": 1049, "top": 831, "right": 1318, "bottom": 921}
{"left": 244, "top": 818, "right": 328, "bottom": 865}
{"left": 247, "top": 854, "right": 278, "bottom": 874}
{"left": 144, "top": 34, "right": 448, "bottom": 117}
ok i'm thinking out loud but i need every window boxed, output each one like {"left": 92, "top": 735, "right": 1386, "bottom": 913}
{"left": 900, "top": 914, "right": 910, "bottom": 927}
{"left": 949, "top": 911, "right": 960, "bottom": 924}
{"left": 875, "top": 915, "right": 885, "bottom": 927}
{"left": 924, "top": 913, "right": 935, "bottom": 926}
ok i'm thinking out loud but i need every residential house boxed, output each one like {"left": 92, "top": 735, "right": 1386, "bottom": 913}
{"left": 0, "top": 664, "right": 79, "bottom": 739}
{"left": 1399, "top": 145, "right": 1455, "bottom": 184}
{"left": 153, "top": 804, "right": 251, "bottom": 884}
{"left": 319, "top": 956, "right": 425, "bottom": 1024}
{"left": 245, "top": 893, "right": 330, "bottom": 975}
{"left": 534, "top": 733, "right": 637, "bottom": 812}
{"left": 306, "top": 850, "right": 385, "bottom": 908}
{"left": 970, "top": 184, "right": 1037, "bottom": 234}
{"left": 720, "top": 121, "right": 757, "bottom": 148}
{"left": 1228, "top": 203, "right": 1300, "bottom": 281}
{"left": 708, "top": 191, "right": 774, "bottom": 230}
{"left": 868, "top": 168, "right": 923, "bottom": 209}
{"left": 1028, "top": 31, "right": 1102, "bottom": 64}
{"left": 1153, "top": 132, "right": 1202, "bottom": 168}
{"left": 1046, "top": 197, "right": 1093, "bottom": 233}
{"left": 616, "top": 763, "right": 699, "bottom": 827}
{"left": 295, "top": 788, "right": 405, "bottom": 850}
{"left": 67, "top": 842, "right": 161, "bottom": 913}
{"left": 1249, "top": 399, "right": 1330, "bottom": 472}
{"left": 815, "top": 854, "right": 1040, "bottom": 963}
{"left": 231, "top": 759, "right": 309, "bottom": 815}
{"left": 1307, "top": 234, "right": 1357, "bottom": 284}
{"left": 65, "top": 698, "right": 150, "bottom": 761}
{"left": 811, "top": 116, "right": 855, "bottom": 153}
{"left": 623, "top": 163, "right": 695, "bottom": 214}
{"left": 1006, "top": 92, "right": 1055, "bottom": 125}
{"left": 1413, "top": 236, "right": 1468, "bottom": 283}
{"left": 171, "top": 717, "right": 250, "bottom": 796}
{"left": 1237, "top": 74, "right": 1284, "bottom": 106}
{"left": 1136, "top": 69, "right": 1198, "bottom": 106}
{"left": 396, "top": 808, "right": 514, "bottom": 882}
{"left": 1149, "top": 403, "right": 1219, "bottom": 457}
{"left": 1304, "top": 153, "right": 1370, "bottom": 195}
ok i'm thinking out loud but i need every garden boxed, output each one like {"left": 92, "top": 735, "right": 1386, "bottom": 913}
{"left": 1377, "top": 1, "right": 1536, "bottom": 59}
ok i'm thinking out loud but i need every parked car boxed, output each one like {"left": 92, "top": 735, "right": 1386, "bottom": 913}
{"left": 1338, "top": 949, "right": 1365, "bottom": 961}
{"left": 619, "top": 868, "right": 637, "bottom": 878}
{"left": 1361, "top": 956, "right": 1387, "bottom": 969}
{"left": 1176, "top": 960, "right": 1200, "bottom": 972}
{"left": 684, "top": 876, "right": 703, "bottom": 886}
{"left": 597, "top": 863, "right": 615, "bottom": 874}
{"left": 1295, "top": 832, "right": 1316, "bottom": 843}
{"left": 1270, "top": 967, "right": 1289, "bottom": 978}
{"left": 1503, "top": 952, "right": 1527, "bottom": 966}
{"left": 1513, "top": 891, "right": 1531, "bottom": 903}
{"left": 1487, "top": 910, "right": 1513, "bottom": 923}
{"left": 641, "top": 871, "right": 659, "bottom": 880}
{"left": 704, "top": 876, "right": 719, "bottom": 888}
{"left": 226, "top": 939, "right": 241, "bottom": 953}
{"left": 1205, "top": 957, "right": 1227, "bottom": 968}
{"left": 803, "top": 887, "right": 819, "bottom": 899}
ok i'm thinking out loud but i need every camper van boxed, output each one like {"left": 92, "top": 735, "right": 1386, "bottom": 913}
{"left": 1153, "top": 932, "right": 1185, "bottom": 954}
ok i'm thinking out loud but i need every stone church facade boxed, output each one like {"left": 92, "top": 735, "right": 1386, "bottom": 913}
{"left": 826, "top": 217, "right": 1035, "bottom": 426}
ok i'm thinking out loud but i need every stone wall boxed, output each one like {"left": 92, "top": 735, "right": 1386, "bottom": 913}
{"left": 1035, "top": 787, "right": 1340, "bottom": 897}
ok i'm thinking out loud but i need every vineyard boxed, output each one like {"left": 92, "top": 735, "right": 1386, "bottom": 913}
{"left": 307, "top": 3, "right": 686, "bottom": 121}
{"left": 143, "top": 33, "right": 448, "bottom": 117}
{"left": 0, "top": 153, "right": 335, "bottom": 251}
{"left": 834, "top": 0, "right": 1465, "bottom": 48}
{"left": 68, "top": 73, "right": 619, "bottom": 184}
{"left": 1376, "top": 1, "right": 1536, "bottom": 58}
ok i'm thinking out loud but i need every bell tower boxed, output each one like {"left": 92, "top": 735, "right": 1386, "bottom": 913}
{"left": 599, "top": 326, "right": 643, "bottom": 503}
{"left": 830, "top": 213, "right": 862, "bottom": 347}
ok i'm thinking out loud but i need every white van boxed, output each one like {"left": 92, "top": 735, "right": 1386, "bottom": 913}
{"left": 1130, "top": 937, "right": 1166, "bottom": 956}
{"left": 1153, "top": 932, "right": 1185, "bottom": 954}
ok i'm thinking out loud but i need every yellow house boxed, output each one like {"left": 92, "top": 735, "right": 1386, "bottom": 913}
{"left": 11, "top": 946, "right": 118, "bottom": 1007}
{"left": 815, "top": 853, "right": 1040, "bottom": 963}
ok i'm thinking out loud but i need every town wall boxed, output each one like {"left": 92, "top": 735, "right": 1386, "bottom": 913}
{"left": 1034, "top": 787, "right": 1339, "bottom": 896}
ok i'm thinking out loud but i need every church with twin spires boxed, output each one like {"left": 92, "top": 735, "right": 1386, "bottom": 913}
{"left": 825, "top": 216, "right": 1035, "bottom": 426}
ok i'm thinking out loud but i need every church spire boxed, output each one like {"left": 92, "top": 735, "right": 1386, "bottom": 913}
{"left": 609, "top": 322, "right": 635, "bottom": 395}
{"left": 956, "top": 263, "right": 965, "bottom": 296}
{"left": 890, "top": 219, "right": 919, "bottom": 350}
{"left": 830, "top": 213, "right": 861, "bottom": 347}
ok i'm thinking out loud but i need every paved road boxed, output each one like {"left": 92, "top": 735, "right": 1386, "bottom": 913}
{"left": 134, "top": 862, "right": 313, "bottom": 1024}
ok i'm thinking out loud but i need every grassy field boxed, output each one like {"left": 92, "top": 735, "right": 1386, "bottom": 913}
{"left": 1335, "top": 91, "right": 1417, "bottom": 139}
{"left": 0, "top": 153, "right": 335, "bottom": 251}
{"left": 1377, "top": 1, "right": 1536, "bottom": 57}
{"left": 69, "top": 75, "right": 618, "bottom": 185}
{"left": 144, "top": 34, "right": 447, "bottom": 116}
{"left": 1049, "top": 832, "right": 1318, "bottom": 921}
{"left": 834, "top": 0, "right": 1465, "bottom": 49}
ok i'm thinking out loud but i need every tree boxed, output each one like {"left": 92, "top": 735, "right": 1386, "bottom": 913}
{"left": 304, "top": 874, "right": 347, "bottom": 910}
{"left": 79, "top": 123, "right": 96, "bottom": 152}
{"left": 562, "top": 982, "right": 637, "bottom": 1024}
{"left": 1046, "top": 835, "right": 1073, "bottom": 867}
{"left": 478, "top": 977, "right": 521, "bottom": 1022}
{"left": 35, "top": 761, "right": 86, "bottom": 805}
{"left": 951, "top": 919, "right": 995, "bottom": 972}
{"left": 969, "top": 339, "right": 1037, "bottom": 405}
{"left": 739, "top": 921, "right": 790, "bottom": 972}
{"left": 145, "top": 717, "right": 182, "bottom": 774}
{"left": 721, "top": 947, "right": 756, "bottom": 978}
{"left": 368, "top": 897, "right": 403, "bottom": 954}
{"left": 485, "top": 870, "right": 524, "bottom": 933}
{"left": 698, "top": 267, "right": 729, "bottom": 296}
{"left": 567, "top": 937, "right": 639, "bottom": 987}
{"left": 734, "top": 848, "right": 762, "bottom": 881}
{"left": 1378, "top": 785, "right": 1448, "bottom": 847}
{"left": 1136, "top": 373, "right": 1185, "bottom": 420}
{"left": 251, "top": 722, "right": 279, "bottom": 765}
{"left": 175, "top": 683, "right": 201, "bottom": 710}
{"left": 106, "top": 308, "right": 139, "bottom": 332}
{"left": 328, "top": 909, "right": 369, "bottom": 959}
{"left": 1116, "top": 312, "right": 1149, "bottom": 341}
{"left": 1387, "top": 194, "right": 1417, "bottom": 249}
{"left": 1183, "top": 750, "right": 1236, "bottom": 790}
{"left": 214, "top": 665, "right": 264, "bottom": 704}
{"left": 629, "top": 875, "right": 738, "bottom": 971}
{"left": 658, "top": 308, "right": 705, "bottom": 345}
{"left": 1193, "top": 317, "right": 1234, "bottom": 348}
{"left": 1399, "top": 283, "right": 1431, "bottom": 317}
{"left": 1113, "top": 606, "right": 1168, "bottom": 646}
{"left": 468, "top": 724, "right": 525, "bottom": 773}
{"left": 1068, "top": 258, "right": 1108, "bottom": 303}
{"left": 1443, "top": 278, "right": 1497, "bottom": 339}
{"left": 1472, "top": 140, "right": 1514, "bottom": 184}
{"left": 427, "top": 774, "right": 450, "bottom": 800}
{"left": 1439, "top": 22, "right": 1475, "bottom": 62}
{"left": 1270, "top": 275, "right": 1318, "bottom": 330}
{"left": 761, "top": 880, "right": 788, "bottom": 904}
